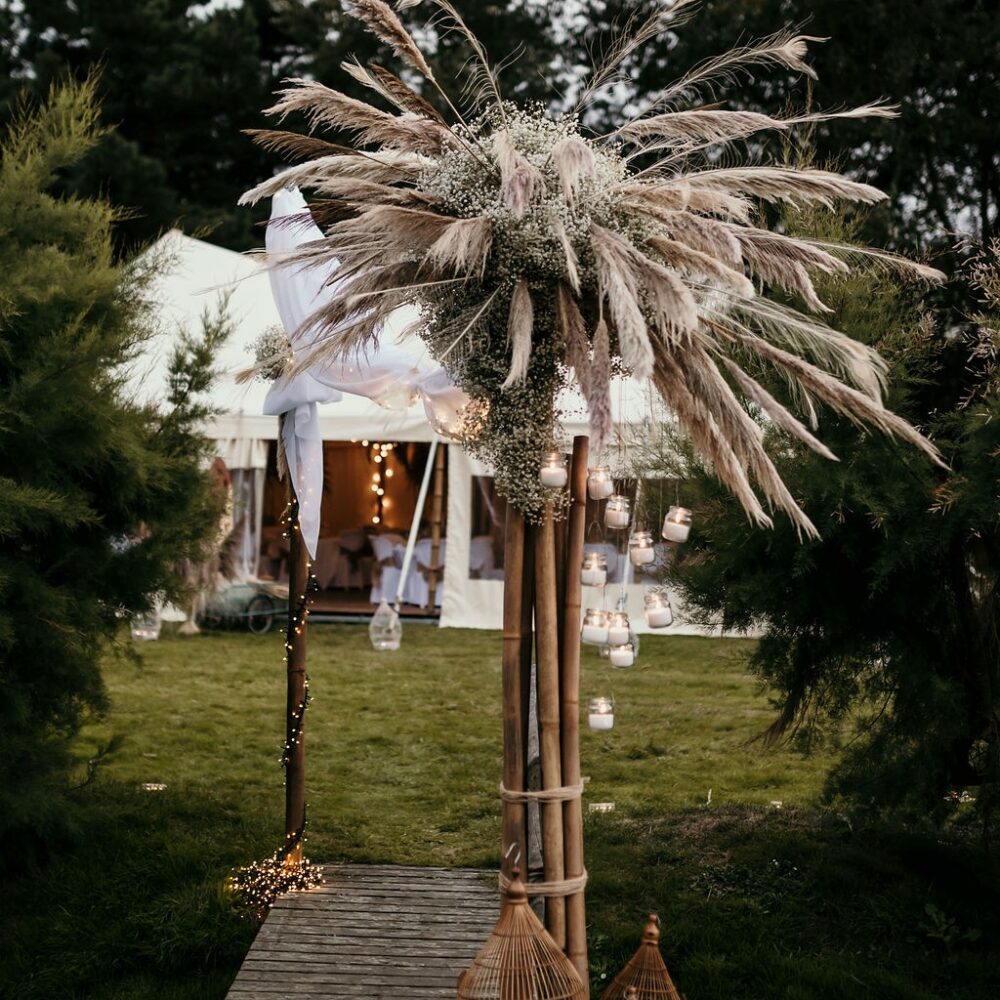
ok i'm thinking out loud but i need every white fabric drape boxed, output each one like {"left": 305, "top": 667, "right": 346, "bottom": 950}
{"left": 263, "top": 188, "right": 468, "bottom": 558}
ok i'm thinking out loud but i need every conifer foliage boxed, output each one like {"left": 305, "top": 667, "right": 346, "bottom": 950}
{"left": 0, "top": 78, "right": 226, "bottom": 858}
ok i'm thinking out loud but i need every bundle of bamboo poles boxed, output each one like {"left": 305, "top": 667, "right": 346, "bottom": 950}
{"left": 501, "top": 435, "right": 590, "bottom": 990}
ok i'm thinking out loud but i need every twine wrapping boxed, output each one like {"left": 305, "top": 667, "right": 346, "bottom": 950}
{"left": 499, "top": 869, "right": 589, "bottom": 898}
{"left": 499, "top": 781, "right": 585, "bottom": 803}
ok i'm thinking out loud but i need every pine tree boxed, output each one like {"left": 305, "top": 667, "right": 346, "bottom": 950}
{"left": 0, "top": 78, "right": 227, "bottom": 859}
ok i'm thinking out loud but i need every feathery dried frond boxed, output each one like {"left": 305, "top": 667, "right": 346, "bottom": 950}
{"left": 426, "top": 215, "right": 493, "bottom": 275}
{"left": 551, "top": 135, "right": 596, "bottom": 204}
{"left": 685, "top": 166, "right": 886, "bottom": 209}
{"left": 243, "top": 129, "right": 355, "bottom": 162}
{"left": 647, "top": 234, "right": 755, "bottom": 298}
{"left": 556, "top": 282, "right": 590, "bottom": 393}
{"left": 642, "top": 30, "right": 823, "bottom": 114}
{"left": 265, "top": 78, "right": 454, "bottom": 153}
{"left": 341, "top": 59, "right": 445, "bottom": 122}
{"left": 589, "top": 317, "right": 613, "bottom": 454}
{"left": 620, "top": 108, "right": 784, "bottom": 145}
{"left": 575, "top": 0, "right": 699, "bottom": 113}
{"left": 494, "top": 130, "right": 543, "bottom": 217}
{"left": 345, "top": 0, "right": 434, "bottom": 80}
{"left": 502, "top": 279, "right": 533, "bottom": 388}
{"left": 238, "top": 150, "right": 425, "bottom": 205}
{"left": 591, "top": 224, "right": 654, "bottom": 377}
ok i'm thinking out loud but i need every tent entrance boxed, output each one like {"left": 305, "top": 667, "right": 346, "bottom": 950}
{"left": 257, "top": 439, "right": 448, "bottom": 619}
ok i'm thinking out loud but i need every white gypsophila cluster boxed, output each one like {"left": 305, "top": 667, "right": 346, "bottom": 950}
{"left": 421, "top": 107, "right": 627, "bottom": 290}
{"left": 249, "top": 325, "right": 294, "bottom": 381}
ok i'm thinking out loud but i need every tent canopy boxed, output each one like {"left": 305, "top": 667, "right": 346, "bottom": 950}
{"left": 133, "top": 230, "right": 655, "bottom": 447}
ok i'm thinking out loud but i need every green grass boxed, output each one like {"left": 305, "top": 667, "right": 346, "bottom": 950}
{"left": 2, "top": 626, "right": 998, "bottom": 999}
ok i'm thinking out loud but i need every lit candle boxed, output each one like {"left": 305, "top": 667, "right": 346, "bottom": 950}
{"left": 628, "top": 530, "right": 656, "bottom": 566}
{"left": 587, "top": 465, "right": 614, "bottom": 500}
{"left": 580, "top": 550, "right": 608, "bottom": 587}
{"left": 644, "top": 589, "right": 673, "bottom": 628}
{"left": 609, "top": 643, "right": 635, "bottom": 668}
{"left": 662, "top": 505, "right": 692, "bottom": 543}
{"left": 540, "top": 450, "right": 568, "bottom": 488}
{"left": 588, "top": 697, "right": 614, "bottom": 731}
{"left": 607, "top": 610, "right": 630, "bottom": 646}
{"left": 581, "top": 608, "right": 610, "bottom": 645}
{"left": 605, "top": 494, "right": 631, "bottom": 530}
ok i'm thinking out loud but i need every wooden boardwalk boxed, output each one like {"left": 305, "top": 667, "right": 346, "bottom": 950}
{"left": 226, "top": 864, "right": 498, "bottom": 999}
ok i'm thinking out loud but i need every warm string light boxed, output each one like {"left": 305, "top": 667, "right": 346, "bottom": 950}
{"left": 229, "top": 496, "right": 323, "bottom": 921}
{"left": 368, "top": 441, "right": 396, "bottom": 525}
{"left": 229, "top": 816, "right": 323, "bottom": 920}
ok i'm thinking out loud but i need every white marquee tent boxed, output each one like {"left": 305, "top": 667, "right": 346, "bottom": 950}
{"left": 131, "top": 230, "right": 711, "bottom": 634}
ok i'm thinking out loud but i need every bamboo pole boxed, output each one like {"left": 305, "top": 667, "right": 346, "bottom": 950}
{"left": 426, "top": 443, "right": 446, "bottom": 609}
{"left": 284, "top": 490, "right": 309, "bottom": 865}
{"left": 534, "top": 506, "right": 566, "bottom": 948}
{"left": 519, "top": 523, "right": 538, "bottom": 890}
{"left": 501, "top": 506, "right": 529, "bottom": 880}
{"left": 561, "top": 436, "right": 590, "bottom": 987}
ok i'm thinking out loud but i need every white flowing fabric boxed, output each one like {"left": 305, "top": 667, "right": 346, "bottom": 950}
{"left": 263, "top": 188, "right": 468, "bottom": 558}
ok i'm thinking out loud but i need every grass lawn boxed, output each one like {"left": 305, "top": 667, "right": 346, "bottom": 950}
{"left": 2, "top": 625, "right": 998, "bottom": 999}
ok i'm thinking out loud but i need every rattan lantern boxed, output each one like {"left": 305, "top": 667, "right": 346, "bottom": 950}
{"left": 457, "top": 868, "right": 587, "bottom": 1000}
{"left": 600, "top": 914, "right": 682, "bottom": 1000}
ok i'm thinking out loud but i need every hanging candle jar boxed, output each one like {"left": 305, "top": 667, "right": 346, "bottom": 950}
{"left": 644, "top": 589, "right": 673, "bottom": 629}
{"left": 539, "top": 450, "right": 568, "bottom": 488}
{"left": 609, "top": 641, "right": 636, "bottom": 668}
{"left": 662, "top": 505, "right": 692, "bottom": 543}
{"left": 605, "top": 494, "right": 631, "bottom": 530}
{"left": 368, "top": 599, "right": 402, "bottom": 651}
{"left": 581, "top": 550, "right": 608, "bottom": 587}
{"left": 628, "top": 529, "right": 656, "bottom": 567}
{"left": 588, "top": 696, "right": 615, "bottom": 731}
{"left": 587, "top": 464, "right": 615, "bottom": 500}
{"left": 581, "top": 608, "right": 610, "bottom": 645}
{"left": 607, "top": 610, "right": 631, "bottom": 646}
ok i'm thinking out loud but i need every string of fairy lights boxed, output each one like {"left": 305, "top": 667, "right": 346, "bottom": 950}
{"left": 229, "top": 499, "right": 323, "bottom": 917}
{"left": 367, "top": 440, "right": 395, "bottom": 525}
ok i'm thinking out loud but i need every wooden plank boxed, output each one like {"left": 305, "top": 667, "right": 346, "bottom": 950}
{"left": 227, "top": 864, "right": 499, "bottom": 999}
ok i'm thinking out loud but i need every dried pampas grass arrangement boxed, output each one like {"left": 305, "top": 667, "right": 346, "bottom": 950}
{"left": 242, "top": 0, "right": 943, "bottom": 530}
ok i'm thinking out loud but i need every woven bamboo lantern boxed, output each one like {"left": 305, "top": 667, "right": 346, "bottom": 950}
{"left": 457, "top": 869, "right": 587, "bottom": 1000}
{"left": 600, "top": 914, "right": 683, "bottom": 1000}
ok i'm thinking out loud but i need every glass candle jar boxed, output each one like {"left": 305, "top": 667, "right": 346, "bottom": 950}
{"left": 644, "top": 589, "right": 673, "bottom": 628}
{"left": 588, "top": 696, "right": 614, "bottom": 731}
{"left": 605, "top": 494, "right": 631, "bottom": 529}
{"left": 581, "top": 608, "right": 610, "bottom": 645}
{"left": 540, "top": 450, "right": 568, "bottom": 488}
{"left": 628, "top": 529, "right": 656, "bottom": 566}
{"left": 368, "top": 599, "right": 402, "bottom": 651}
{"left": 580, "top": 550, "right": 608, "bottom": 587}
{"left": 587, "top": 465, "right": 615, "bottom": 500}
{"left": 608, "top": 642, "right": 636, "bottom": 668}
{"left": 607, "top": 610, "right": 631, "bottom": 646}
{"left": 662, "top": 505, "right": 692, "bottom": 543}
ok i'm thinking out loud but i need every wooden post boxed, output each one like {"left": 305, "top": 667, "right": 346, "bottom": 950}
{"left": 534, "top": 507, "right": 566, "bottom": 948}
{"left": 501, "top": 506, "right": 529, "bottom": 880}
{"left": 427, "top": 443, "right": 446, "bottom": 609}
{"left": 284, "top": 490, "right": 309, "bottom": 865}
{"left": 561, "top": 436, "right": 590, "bottom": 988}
